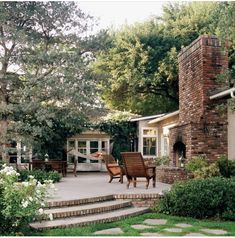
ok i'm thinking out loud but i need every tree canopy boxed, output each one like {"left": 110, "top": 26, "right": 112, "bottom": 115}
{"left": 92, "top": 2, "right": 235, "bottom": 115}
{"left": 0, "top": 2, "right": 99, "bottom": 159}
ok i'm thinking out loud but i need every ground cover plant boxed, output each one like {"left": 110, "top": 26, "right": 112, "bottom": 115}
{"left": 28, "top": 212, "right": 235, "bottom": 236}
{"left": 157, "top": 176, "right": 235, "bottom": 220}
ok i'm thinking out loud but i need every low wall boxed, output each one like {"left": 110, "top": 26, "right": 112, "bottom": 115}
{"left": 156, "top": 166, "right": 190, "bottom": 184}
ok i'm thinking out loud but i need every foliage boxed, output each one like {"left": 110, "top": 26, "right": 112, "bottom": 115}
{"left": 185, "top": 156, "right": 208, "bottom": 173}
{"left": 157, "top": 176, "right": 235, "bottom": 220}
{"left": 0, "top": 2, "right": 99, "bottom": 159}
{"left": 193, "top": 163, "right": 220, "bottom": 179}
{"left": 92, "top": 2, "right": 226, "bottom": 115}
{"left": 93, "top": 112, "right": 137, "bottom": 163}
{"left": 155, "top": 156, "right": 170, "bottom": 166}
{"left": 0, "top": 165, "right": 54, "bottom": 235}
{"left": 19, "top": 169, "right": 62, "bottom": 183}
{"left": 217, "top": 155, "right": 235, "bottom": 178}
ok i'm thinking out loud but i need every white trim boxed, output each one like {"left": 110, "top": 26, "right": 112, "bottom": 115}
{"left": 210, "top": 88, "right": 235, "bottom": 100}
{"left": 140, "top": 127, "right": 158, "bottom": 158}
{"left": 130, "top": 113, "right": 165, "bottom": 122}
{"left": 148, "top": 111, "right": 179, "bottom": 124}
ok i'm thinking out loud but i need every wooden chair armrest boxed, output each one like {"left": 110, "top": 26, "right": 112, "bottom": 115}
{"left": 107, "top": 164, "right": 119, "bottom": 168}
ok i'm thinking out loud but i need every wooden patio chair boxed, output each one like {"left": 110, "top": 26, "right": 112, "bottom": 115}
{"left": 121, "top": 152, "right": 156, "bottom": 189}
{"left": 102, "top": 154, "right": 124, "bottom": 183}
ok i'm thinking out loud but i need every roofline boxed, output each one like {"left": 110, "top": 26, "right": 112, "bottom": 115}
{"left": 210, "top": 87, "right": 235, "bottom": 100}
{"left": 148, "top": 110, "right": 179, "bottom": 124}
{"left": 130, "top": 113, "right": 165, "bottom": 122}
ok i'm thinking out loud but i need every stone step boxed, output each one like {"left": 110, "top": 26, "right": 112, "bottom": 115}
{"left": 47, "top": 194, "right": 114, "bottom": 208}
{"left": 30, "top": 207, "right": 150, "bottom": 230}
{"left": 44, "top": 200, "right": 133, "bottom": 219}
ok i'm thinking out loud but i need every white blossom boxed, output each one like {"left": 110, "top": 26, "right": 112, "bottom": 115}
{"left": 38, "top": 208, "right": 44, "bottom": 215}
{"left": 22, "top": 200, "right": 29, "bottom": 208}
{"left": 49, "top": 213, "right": 53, "bottom": 221}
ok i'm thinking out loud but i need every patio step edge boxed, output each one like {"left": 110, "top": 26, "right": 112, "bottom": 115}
{"left": 47, "top": 194, "right": 114, "bottom": 208}
{"left": 44, "top": 200, "right": 133, "bottom": 219}
{"left": 30, "top": 207, "right": 150, "bottom": 230}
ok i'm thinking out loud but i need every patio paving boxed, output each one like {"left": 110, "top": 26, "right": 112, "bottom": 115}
{"left": 49, "top": 172, "right": 171, "bottom": 201}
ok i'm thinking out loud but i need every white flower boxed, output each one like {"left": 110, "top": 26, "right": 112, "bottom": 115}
{"left": 48, "top": 213, "right": 53, "bottom": 221}
{"left": 38, "top": 208, "right": 44, "bottom": 215}
{"left": 28, "top": 175, "right": 34, "bottom": 179}
{"left": 28, "top": 196, "right": 33, "bottom": 202}
{"left": 22, "top": 200, "right": 29, "bottom": 208}
{"left": 22, "top": 181, "right": 29, "bottom": 187}
{"left": 41, "top": 202, "right": 45, "bottom": 207}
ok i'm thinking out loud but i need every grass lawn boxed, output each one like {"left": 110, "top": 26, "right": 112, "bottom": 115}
{"left": 28, "top": 213, "right": 235, "bottom": 236}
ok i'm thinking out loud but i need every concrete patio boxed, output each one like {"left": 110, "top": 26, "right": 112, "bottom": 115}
{"left": 49, "top": 172, "right": 171, "bottom": 202}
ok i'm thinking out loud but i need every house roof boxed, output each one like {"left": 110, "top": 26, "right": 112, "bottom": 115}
{"left": 210, "top": 87, "right": 235, "bottom": 100}
{"left": 130, "top": 113, "right": 165, "bottom": 122}
{"left": 148, "top": 110, "right": 179, "bottom": 124}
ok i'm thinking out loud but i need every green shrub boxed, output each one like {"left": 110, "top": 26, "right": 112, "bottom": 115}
{"left": 217, "top": 155, "right": 235, "bottom": 178}
{"left": 0, "top": 165, "right": 53, "bottom": 235}
{"left": 19, "top": 170, "right": 62, "bottom": 183}
{"left": 194, "top": 163, "right": 220, "bottom": 179}
{"left": 185, "top": 155, "right": 208, "bottom": 173}
{"left": 155, "top": 156, "right": 170, "bottom": 166}
{"left": 157, "top": 176, "right": 235, "bottom": 220}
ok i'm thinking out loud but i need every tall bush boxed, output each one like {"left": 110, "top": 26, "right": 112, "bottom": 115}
{"left": 157, "top": 176, "right": 235, "bottom": 220}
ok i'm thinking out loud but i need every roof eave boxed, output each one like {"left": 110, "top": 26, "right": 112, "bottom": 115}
{"left": 148, "top": 110, "right": 179, "bottom": 125}
{"left": 210, "top": 88, "right": 235, "bottom": 100}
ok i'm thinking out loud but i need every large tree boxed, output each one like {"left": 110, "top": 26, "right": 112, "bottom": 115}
{"left": 0, "top": 2, "right": 99, "bottom": 159}
{"left": 92, "top": 2, "right": 222, "bottom": 115}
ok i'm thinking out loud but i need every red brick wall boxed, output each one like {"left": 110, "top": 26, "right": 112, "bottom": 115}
{"left": 155, "top": 166, "right": 190, "bottom": 184}
{"left": 170, "top": 35, "right": 228, "bottom": 163}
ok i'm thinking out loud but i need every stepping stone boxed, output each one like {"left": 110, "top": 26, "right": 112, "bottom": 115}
{"left": 131, "top": 224, "right": 152, "bottom": 230}
{"left": 175, "top": 223, "right": 193, "bottom": 228}
{"left": 185, "top": 233, "right": 206, "bottom": 236}
{"left": 164, "top": 227, "right": 183, "bottom": 233}
{"left": 144, "top": 219, "right": 167, "bottom": 225}
{"left": 201, "top": 228, "right": 228, "bottom": 235}
{"left": 94, "top": 227, "right": 124, "bottom": 235}
{"left": 141, "top": 232, "right": 162, "bottom": 236}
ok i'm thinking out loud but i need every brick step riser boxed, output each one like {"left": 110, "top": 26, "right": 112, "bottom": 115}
{"left": 34, "top": 208, "right": 150, "bottom": 230}
{"left": 44, "top": 201, "right": 133, "bottom": 219}
{"left": 47, "top": 195, "right": 114, "bottom": 208}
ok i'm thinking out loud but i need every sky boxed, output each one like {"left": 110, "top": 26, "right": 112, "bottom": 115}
{"left": 78, "top": 1, "right": 166, "bottom": 33}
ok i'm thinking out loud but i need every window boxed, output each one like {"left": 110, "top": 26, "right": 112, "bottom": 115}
{"left": 142, "top": 128, "right": 157, "bottom": 157}
{"left": 90, "top": 141, "right": 99, "bottom": 163}
{"left": 143, "top": 137, "right": 156, "bottom": 156}
{"left": 77, "top": 140, "right": 87, "bottom": 163}
{"left": 67, "top": 138, "right": 110, "bottom": 164}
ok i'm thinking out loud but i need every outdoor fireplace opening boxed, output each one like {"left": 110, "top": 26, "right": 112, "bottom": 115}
{"left": 173, "top": 141, "right": 186, "bottom": 167}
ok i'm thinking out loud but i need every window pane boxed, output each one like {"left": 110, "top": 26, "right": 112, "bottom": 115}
{"left": 78, "top": 141, "right": 86, "bottom": 147}
{"left": 78, "top": 157, "right": 86, "bottom": 163}
{"left": 143, "top": 138, "right": 156, "bottom": 156}
{"left": 90, "top": 141, "right": 98, "bottom": 148}
{"left": 143, "top": 129, "right": 156, "bottom": 136}
{"left": 68, "top": 140, "right": 75, "bottom": 149}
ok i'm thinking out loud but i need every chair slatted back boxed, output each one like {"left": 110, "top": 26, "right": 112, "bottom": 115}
{"left": 103, "top": 154, "right": 117, "bottom": 165}
{"left": 121, "top": 152, "right": 147, "bottom": 177}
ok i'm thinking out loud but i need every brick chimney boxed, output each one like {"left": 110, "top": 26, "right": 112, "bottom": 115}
{"left": 169, "top": 35, "right": 228, "bottom": 165}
